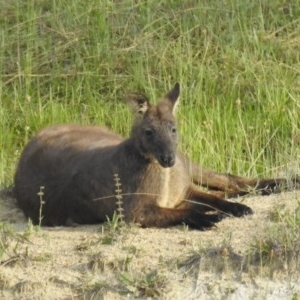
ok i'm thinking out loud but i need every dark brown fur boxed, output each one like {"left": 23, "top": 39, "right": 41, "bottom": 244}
{"left": 14, "top": 83, "right": 287, "bottom": 229}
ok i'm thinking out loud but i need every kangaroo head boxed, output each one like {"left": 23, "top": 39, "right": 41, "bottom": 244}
{"left": 128, "top": 83, "right": 180, "bottom": 168}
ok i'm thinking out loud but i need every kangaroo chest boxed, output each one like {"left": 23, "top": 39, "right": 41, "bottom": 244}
{"left": 137, "top": 161, "right": 189, "bottom": 209}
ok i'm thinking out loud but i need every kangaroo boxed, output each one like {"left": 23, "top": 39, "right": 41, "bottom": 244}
{"left": 14, "top": 83, "right": 287, "bottom": 229}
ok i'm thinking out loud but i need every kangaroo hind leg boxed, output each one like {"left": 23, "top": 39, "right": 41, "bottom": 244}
{"left": 132, "top": 204, "right": 223, "bottom": 230}
{"left": 186, "top": 184, "right": 253, "bottom": 217}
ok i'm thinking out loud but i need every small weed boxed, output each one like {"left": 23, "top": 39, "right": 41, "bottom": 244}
{"left": 87, "top": 253, "right": 106, "bottom": 272}
{"left": 292, "top": 293, "right": 299, "bottom": 300}
{"left": 98, "top": 212, "right": 127, "bottom": 245}
{"left": 93, "top": 174, "right": 128, "bottom": 245}
{"left": 23, "top": 219, "right": 41, "bottom": 238}
{"left": 37, "top": 186, "right": 45, "bottom": 227}
{"left": 87, "top": 251, "right": 133, "bottom": 274}
{"left": 114, "top": 174, "right": 125, "bottom": 225}
{"left": 105, "top": 211, "right": 123, "bottom": 233}
{"left": 118, "top": 270, "right": 166, "bottom": 298}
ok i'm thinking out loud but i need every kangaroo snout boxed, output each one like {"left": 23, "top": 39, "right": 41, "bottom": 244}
{"left": 159, "top": 153, "right": 175, "bottom": 168}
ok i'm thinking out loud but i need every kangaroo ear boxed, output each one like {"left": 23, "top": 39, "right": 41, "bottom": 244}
{"left": 126, "top": 93, "right": 150, "bottom": 116}
{"left": 165, "top": 83, "right": 180, "bottom": 112}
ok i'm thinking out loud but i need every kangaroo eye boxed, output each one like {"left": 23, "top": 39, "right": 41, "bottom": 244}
{"left": 144, "top": 128, "right": 154, "bottom": 137}
{"left": 171, "top": 127, "right": 177, "bottom": 134}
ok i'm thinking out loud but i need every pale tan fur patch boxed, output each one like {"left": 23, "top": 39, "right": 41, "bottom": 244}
{"left": 157, "top": 167, "right": 171, "bottom": 208}
{"left": 156, "top": 158, "right": 189, "bottom": 209}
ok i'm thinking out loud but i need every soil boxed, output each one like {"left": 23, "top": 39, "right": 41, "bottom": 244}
{"left": 0, "top": 188, "right": 300, "bottom": 300}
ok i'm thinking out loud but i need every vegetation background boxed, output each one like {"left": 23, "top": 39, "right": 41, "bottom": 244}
{"left": 1, "top": 1, "right": 300, "bottom": 299}
{"left": 1, "top": 0, "right": 300, "bottom": 188}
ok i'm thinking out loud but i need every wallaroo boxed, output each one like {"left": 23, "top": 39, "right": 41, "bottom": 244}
{"left": 14, "top": 83, "right": 288, "bottom": 229}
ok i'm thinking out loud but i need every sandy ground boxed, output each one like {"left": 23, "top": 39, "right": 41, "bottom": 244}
{"left": 0, "top": 189, "right": 300, "bottom": 300}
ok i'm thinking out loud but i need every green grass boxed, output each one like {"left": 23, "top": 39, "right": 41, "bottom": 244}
{"left": 1, "top": 0, "right": 300, "bottom": 186}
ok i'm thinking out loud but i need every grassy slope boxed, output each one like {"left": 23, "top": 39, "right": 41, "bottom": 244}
{"left": 1, "top": 0, "right": 300, "bottom": 186}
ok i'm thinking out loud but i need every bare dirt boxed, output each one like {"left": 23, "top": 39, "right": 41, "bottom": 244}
{"left": 0, "top": 189, "right": 300, "bottom": 300}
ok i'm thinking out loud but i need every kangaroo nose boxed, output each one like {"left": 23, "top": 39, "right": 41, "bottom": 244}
{"left": 160, "top": 154, "right": 175, "bottom": 168}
